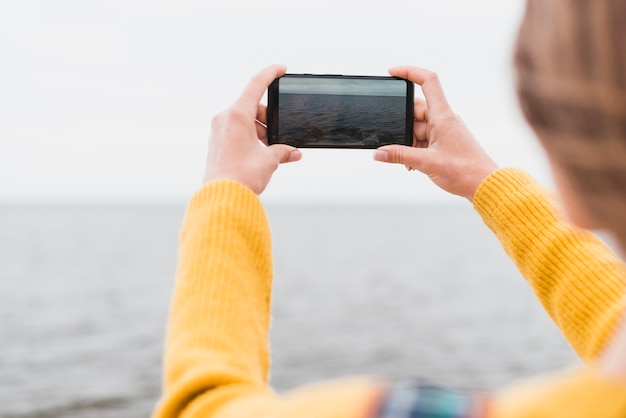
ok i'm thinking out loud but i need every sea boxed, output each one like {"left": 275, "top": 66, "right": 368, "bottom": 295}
{"left": 277, "top": 94, "right": 407, "bottom": 147}
{"left": 0, "top": 204, "right": 580, "bottom": 417}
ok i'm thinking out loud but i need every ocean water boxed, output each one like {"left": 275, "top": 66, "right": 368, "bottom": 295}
{"left": 0, "top": 204, "right": 579, "bottom": 417}
{"left": 277, "top": 94, "right": 407, "bottom": 147}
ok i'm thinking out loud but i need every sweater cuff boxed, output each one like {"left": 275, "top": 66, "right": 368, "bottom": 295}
{"left": 188, "top": 179, "right": 262, "bottom": 215}
{"left": 473, "top": 168, "right": 554, "bottom": 218}
{"left": 472, "top": 168, "right": 560, "bottom": 234}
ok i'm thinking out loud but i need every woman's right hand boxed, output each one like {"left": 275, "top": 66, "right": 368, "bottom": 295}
{"left": 203, "top": 64, "right": 302, "bottom": 195}
{"left": 374, "top": 65, "right": 499, "bottom": 202}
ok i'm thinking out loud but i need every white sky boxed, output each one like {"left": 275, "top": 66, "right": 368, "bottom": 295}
{"left": 0, "top": 0, "right": 551, "bottom": 205}
{"left": 279, "top": 77, "right": 408, "bottom": 96}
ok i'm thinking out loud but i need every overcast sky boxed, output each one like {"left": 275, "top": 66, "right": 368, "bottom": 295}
{"left": 0, "top": 0, "right": 550, "bottom": 205}
{"left": 279, "top": 76, "right": 408, "bottom": 96}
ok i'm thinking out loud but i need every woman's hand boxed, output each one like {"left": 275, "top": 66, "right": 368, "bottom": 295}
{"left": 203, "top": 64, "right": 302, "bottom": 195}
{"left": 374, "top": 65, "right": 499, "bottom": 202}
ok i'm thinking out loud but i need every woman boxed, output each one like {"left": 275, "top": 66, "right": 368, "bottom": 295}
{"left": 153, "top": 1, "right": 626, "bottom": 416}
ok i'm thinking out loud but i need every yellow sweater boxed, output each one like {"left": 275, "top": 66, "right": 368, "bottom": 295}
{"left": 153, "top": 168, "right": 626, "bottom": 418}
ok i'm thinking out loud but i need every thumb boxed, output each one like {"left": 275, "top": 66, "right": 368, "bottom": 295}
{"left": 374, "top": 145, "right": 429, "bottom": 171}
{"left": 268, "top": 144, "right": 302, "bottom": 164}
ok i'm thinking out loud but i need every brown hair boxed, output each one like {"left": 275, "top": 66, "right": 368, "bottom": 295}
{"left": 514, "top": 0, "right": 626, "bottom": 200}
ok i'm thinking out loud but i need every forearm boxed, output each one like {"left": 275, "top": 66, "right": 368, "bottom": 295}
{"left": 490, "top": 366, "right": 626, "bottom": 417}
{"left": 473, "top": 168, "right": 626, "bottom": 360}
{"left": 154, "top": 180, "right": 275, "bottom": 416}
{"left": 153, "top": 180, "right": 381, "bottom": 418}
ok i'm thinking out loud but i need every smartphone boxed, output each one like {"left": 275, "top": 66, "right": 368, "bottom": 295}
{"left": 267, "top": 74, "right": 414, "bottom": 149}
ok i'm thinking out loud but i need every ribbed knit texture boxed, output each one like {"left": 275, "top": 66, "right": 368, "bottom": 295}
{"left": 152, "top": 180, "right": 381, "bottom": 418}
{"left": 153, "top": 173, "right": 626, "bottom": 418}
{"left": 473, "top": 168, "right": 626, "bottom": 360}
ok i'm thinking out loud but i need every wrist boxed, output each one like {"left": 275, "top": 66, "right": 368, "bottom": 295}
{"left": 466, "top": 164, "right": 500, "bottom": 203}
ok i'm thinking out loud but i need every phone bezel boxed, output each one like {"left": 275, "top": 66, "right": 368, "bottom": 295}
{"left": 267, "top": 74, "right": 414, "bottom": 149}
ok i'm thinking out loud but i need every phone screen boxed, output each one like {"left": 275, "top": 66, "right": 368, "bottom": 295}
{"left": 267, "top": 74, "right": 414, "bottom": 149}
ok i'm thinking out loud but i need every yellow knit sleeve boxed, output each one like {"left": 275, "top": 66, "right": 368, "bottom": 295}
{"left": 152, "top": 180, "right": 381, "bottom": 418}
{"left": 490, "top": 367, "right": 626, "bottom": 418}
{"left": 473, "top": 168, "right": 626, "bottom": 361}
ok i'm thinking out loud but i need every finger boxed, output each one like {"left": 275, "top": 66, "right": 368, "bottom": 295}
{"left": 255, "top": 103, "right": 269, "bottom": 141}
{"left": 268, "top": 144, "right": 302, "bottom": 164}
{"left": 374, "top": 144, "right": 429, "bottom": 171}
{"left": 414, "top": 120, "right": 428, "bottom": 143}
{"left": 256, "top": 119, "right": 267, "bottom": 142}
{"left": 236, "top": 64, "right": 287, "bottom": 115}
{"left": 256, "top": 103, "right": 268, "bottom": 125}
{"left": 389, "top": 66, "right": 450, "bottom": 115}
{"left": 414, "top": 98, "right": 428, "bottom": 122}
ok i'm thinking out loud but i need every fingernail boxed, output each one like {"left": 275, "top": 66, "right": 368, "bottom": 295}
{"left": 289, "top": 150, "right": 302, "bottom": 162}
{"left": 374, "top": 150, "right": 388, "bottom": 162}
